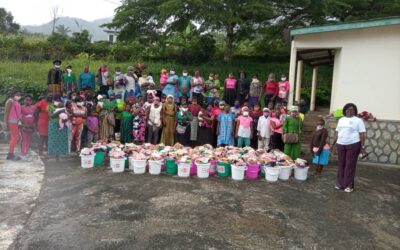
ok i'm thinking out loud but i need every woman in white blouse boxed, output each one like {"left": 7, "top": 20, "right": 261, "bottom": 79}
{"left": 332, "top": 103, "right": 366, "bottom": 193}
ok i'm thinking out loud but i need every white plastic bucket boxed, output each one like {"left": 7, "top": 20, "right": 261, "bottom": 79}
{"left": 130, "top": 158, "right": 147, "bottom": 174}
{"left": 197, "top": 163, "right": 210, "bottom": 179}
{"left": 231, "top": 165, "right": 247, "bottom": 181}
{"left": 149, "top": 160, "right": 162, "bottom": 175}
{"left": 81, "top": 154, "right": 95, "bottom": 169}
{"left": 294, "top": 166, "right": 309, "bottom": 181}
{"left": 110, "top": 157, "right": 126, "bottom": 173}
{"left": 178, "top": 162, "right": 191, "bottom": 177}
{"left": 265, "top": 166, "right": 280, "bottom": 182}
{"left": 279, "top": 165, "right": 292, "bottom": 181}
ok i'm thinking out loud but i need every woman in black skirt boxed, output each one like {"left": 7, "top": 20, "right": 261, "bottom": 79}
{"left": 197, "top": 103, "right": 215, "bottom": 145}
{"left": 223, "top": 72, "right": 237, "bottom": 106}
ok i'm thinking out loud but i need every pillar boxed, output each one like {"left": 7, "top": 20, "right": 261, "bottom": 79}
{"left": 288, "top": 41, "right": 297, "bottom": 108}
{"left": 310, "top": 66, "right": 318, "bottom": 111}
{"left": 295, "top": 60, "right": 303, "bottom": 103}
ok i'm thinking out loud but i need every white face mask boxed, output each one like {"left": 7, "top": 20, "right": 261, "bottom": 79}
{"left": 77, "top": 102, "right": 84, "bottom": 106}
{"left": 281, "top": 77, "right": 287, "bottom": 81}
{"left": 170, "top": 71, "right": 175, "bottom": 75}
{"left": 55, "top": 65, "right": 61, "bottom": 69}
{"left": 181, "top": 107, "right": 188, "bottom": 112}
{"left": 116, "top": 99, "right": 121, "bottom": 103}
{"left": 116, "top": 71, "right": 121, "bottom": 75}
{"left": 316, "top": 125, "right": 324, "bottom": 130}
{"left": 54, "top": 101, "right": 60, "bottom": 106}
{"left": 182, "top": 72, "right": 188, "bottom": 76}
{"left": 66, "top": 68, "right": 72, "bottom": 74}
{"left": 243, "top": 111, "right": 249, "bottom": 116}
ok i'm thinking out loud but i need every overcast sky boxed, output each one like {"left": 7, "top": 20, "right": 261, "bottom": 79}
{"left": 0, "top": 0, "right": 120, "bottom": 25}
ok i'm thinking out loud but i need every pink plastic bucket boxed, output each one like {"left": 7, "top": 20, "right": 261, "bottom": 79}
{"left": 245, "top": 163, "right": 260, "bottom": 180}
{"left": 190, "top": 160, "right": 197, "bottom": 175}
{"left": 209, "top": 160, "right": 217, "bottom": 175}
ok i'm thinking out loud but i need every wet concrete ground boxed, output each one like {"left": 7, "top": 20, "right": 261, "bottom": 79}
{"left": 0, "top": 146, "right": 44, "bottom": 250}
{"left": 6, "top": 155, "right": 400, "bottom": 250}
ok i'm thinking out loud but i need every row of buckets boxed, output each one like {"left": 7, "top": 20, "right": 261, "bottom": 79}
{"left": 81, "top": 152, "right": 309, "bottom": 181}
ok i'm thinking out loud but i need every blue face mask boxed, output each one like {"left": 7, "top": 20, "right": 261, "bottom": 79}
{"left": 214, "top": 101, "right": 219, "bottom": 106}
{"left": 235, "top": 103, "right": 240, "bottom": 108}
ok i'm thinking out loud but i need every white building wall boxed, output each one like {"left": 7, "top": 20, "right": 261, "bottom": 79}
{"left": 294, "top": 25, "right": 400, "bottom": 120}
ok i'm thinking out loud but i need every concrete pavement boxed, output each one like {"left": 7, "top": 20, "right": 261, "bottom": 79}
{"left": 1, "top": 146, "right": 399, "bottom": 249}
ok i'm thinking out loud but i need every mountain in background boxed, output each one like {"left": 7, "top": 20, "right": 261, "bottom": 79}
{"left": 22, "top": 17, "right": 113, "bottom": 41}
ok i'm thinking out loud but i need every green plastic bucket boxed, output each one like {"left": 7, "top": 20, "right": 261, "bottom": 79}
{"left": 165, "top": 159, "right": 178, "bottom": 175}
{"left": 217, "top": 162, "right": 231, "bottom": 177}
{"left": 94, "top": 152, "right": 105, "bottom": 166}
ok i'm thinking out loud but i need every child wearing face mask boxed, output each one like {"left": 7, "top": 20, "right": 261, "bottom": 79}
{"left": 235, "top": 107, "right": 253, "bottom": 148}
{"left": 276, "top": 74, "right": 290, "bottom": 107}
{"left": 310, "top": 119, "right": 329, "bottom": 176}
{"left": 20, "top": 95, "right": 36, "bottom": 157}
{"left": 230, "top": 100, "right": 241, "bottom": 118}
{"left": 250, "top": 104, "right": 263, "bottom": 149}
{"left": 257, "top": 108, "right": 272, "bottom": 150}
{"left": 188, "top": 97, "right": 201, "bottom": 146}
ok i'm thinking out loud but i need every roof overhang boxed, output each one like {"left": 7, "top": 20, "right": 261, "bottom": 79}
{"left": 297, "top": 49, "right": 335, "bottom": 66}
{"left": 290, "top": 17, "right": 400, "bottom": 37}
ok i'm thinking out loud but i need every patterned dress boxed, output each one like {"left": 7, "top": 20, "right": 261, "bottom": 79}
{"left": 217, "top": 113, "right": 235, "bottom": 146}
{"left": 132, "top": 106, "right": 147, "bottom": 144}
{"left": 99, "top": 99, "right": 117, "bottom": 141}
{"left": 47, "top": 105, "right": 69, "bottom": 156}
{"left": 161, "top": 102, "right": 176, "bottom": 146}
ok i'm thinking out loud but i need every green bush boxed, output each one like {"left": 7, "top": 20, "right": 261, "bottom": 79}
{"left": 110, "top": 41, "right": 145, "bottom": 62}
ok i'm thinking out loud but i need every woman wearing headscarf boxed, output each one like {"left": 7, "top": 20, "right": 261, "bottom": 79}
{"left": 332, "top": 103, "right": 366, "bottom": 193}
{"left": 282, "top": 106, "right": 302, "bottom": 160}
{"left": 161, "top": 95, "right": 177, "bottom": 146}
{"left": 175, "top": 102, "right": 193, "bottom": 146}
{"left": 98, "top": 93, "right": 117, "bottom": 141}
{"left": 162, "top": 68, "right": 179, "bottom": 103}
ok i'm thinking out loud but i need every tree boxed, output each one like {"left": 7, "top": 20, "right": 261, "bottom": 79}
{"left": 0, "top": 8, "right": 20, "bottom": 34}
{"left": 50, "top": 6, "right": 62, "bottom": 34}
{"left": 55, "top": 24, "right": 71, "bottom": 36}
{"left": 105, "top": 0, "right": 275, "bottom": 61}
